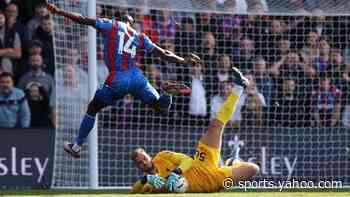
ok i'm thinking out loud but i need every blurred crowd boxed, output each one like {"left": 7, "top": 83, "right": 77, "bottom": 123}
{"left": 0, "top": 0, "right": 349, "bottom": 129}
{"left": 0, "top": 1, "right": 55, "bottom": 128}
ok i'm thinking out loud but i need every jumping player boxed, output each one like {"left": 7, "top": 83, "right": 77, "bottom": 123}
{"left": 131, "top": 67, "right": 260, "bottom": 193}
{"left": 46, "top": 3, "right": 200, "bottom": 158}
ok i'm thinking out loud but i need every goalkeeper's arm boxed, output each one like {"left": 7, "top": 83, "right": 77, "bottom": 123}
{"left": 174, "top": 156, "right": 193, "bottom": 174}
{"left": 46, "top": 2, "right": 96, "bottom": 27}
{"left": 166, "top": 155, "right": 193, "bottom": 192}
{"left": 132, "top": 180, "right": 167, "bottom": 194}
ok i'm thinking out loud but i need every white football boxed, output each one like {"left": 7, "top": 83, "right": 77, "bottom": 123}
{"left": 172, "top": 176, "right": 189, "bottom": 193}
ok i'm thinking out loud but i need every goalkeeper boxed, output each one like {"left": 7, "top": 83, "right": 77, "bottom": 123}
{"left": 131, "top": 67, "right": 260, "bottom": 193}
{"left": 46, "top": 2, "right": 200, "bottom": 158}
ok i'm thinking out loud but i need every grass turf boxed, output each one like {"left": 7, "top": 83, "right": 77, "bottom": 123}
{"left": 0, "top": 190, "right": 349, "bottom": 197}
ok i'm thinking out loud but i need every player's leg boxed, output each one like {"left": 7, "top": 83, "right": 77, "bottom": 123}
{"left": 192, "top": 67, "right": 248, "bottom": 169}
{"left": 74, "top": 96, "right": 109, "bottom": 145}
{"left": 133, "top": 69, "right": 190, "bottom": 112}
{"left": 64, "top": 85, "right": 115, "bottom": 158}
{"left": 218, "top": 161, "right": 259, "bottom": 186}
{"left": 199, "top": 67, "right": 248, "bottom": 149}
{"left": 140, "top": 82, "right": 191, "bottom": 111}
{"left": 136, "top": 80, "right": 172, "bottom": 111}
{"left": 230, "top": 161, "right": 259, "bottom": 182}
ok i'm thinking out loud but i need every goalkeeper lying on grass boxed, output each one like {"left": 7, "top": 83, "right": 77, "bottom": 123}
{"left": 131, "top": 67, "right": 260, "bottom": 193}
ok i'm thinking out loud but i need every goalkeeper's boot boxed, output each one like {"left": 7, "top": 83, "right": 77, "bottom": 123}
{"left": 162, "top": 81, "right": 191, "bottom": 96}
{"left": 63, "top": 142, "right": 81, "bottom": 158}
{"left": 232, "top": 67, "right": 249, "bottom": 88}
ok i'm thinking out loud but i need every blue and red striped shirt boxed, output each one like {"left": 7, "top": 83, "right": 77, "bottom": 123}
{"left": 96, "top": 18, "right": 156, "bottom": 74}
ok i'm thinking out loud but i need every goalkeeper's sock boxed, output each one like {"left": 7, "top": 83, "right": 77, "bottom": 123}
{"left": 216, "top": 85, "right": 244, "bottom": 125}
{"left": 75, "top": 114, "right": 96, "bottom": 146}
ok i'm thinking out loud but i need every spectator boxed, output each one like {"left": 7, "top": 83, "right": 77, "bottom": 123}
{"left": 195, "top": 12, "right": 217, "bottom": 44}
{"left": 270, "top": 79, "right": 302, "bottom": 127}
{"left": 271, "top": 51, "right": 315, "bottom": 79}
{"left": 132, "top": 6, "right": 159, "bottom": 43}
{"left": 224, "top": 26, "right": 244, "bottom": 55}
{"left": 210, "top": 80, "right": 244, "bottom": 127}
{"left": 96, "top": 4, "right": 103, "bottom": 17}
{"left": 0, "top": 10, "right": 21, "bottom": 74}
{"left": 156, "top": 9, "right": 179, "bottom": 40}
{"left": 207, "top": 54, "right": 233, "bottom": 95}
{"left": 27, "top": 3, "right": 48, "bottom": 40}
{"left": 200, "top": 32, "right": 218, "bottom": 84}
{"left": 28, "top": 39, "right": 43, "bottom": 56}
{"left": 262, "top": 19, "right": 283, "bottom": 50}
{"left": 16, "top": 39, "right": 44, "bottom": 77}
{"left": 312, "top": 76, "right": 342, "bottom": 127}
{"left": 5, "top": 3, "right": 29, "bottom": 54}
{"left": 252, "top": 56, "right": 273, "bottom": 106}
{"left": 54, "top": 64, "right": 89, "bottom": 130}
{"left": 313, "top": 36, "right": 330, "bottom": 74}
{"left": 271, "top": 51, "right": 315, "bottom": 127}
{"left": 189, "top": 62, "right": 207, "bottom": 117}
{"left": 33, "top": 15, "right": 54, "bottom": 72}
{"left": 14, "top": 0, "right": 44, "bottom": 23}
{"left": 327, "top": 49, "right": 346, "bottom": 88}
{"left": 233, "top": 38, "right": 255, "bottom": 72}
{"left": 0, "top": 72, "right": 30, "bottom": 128}
{"left": 241, "top": 73, "right": 266, "bottom": 127}
{"left": 159, "top": 39, "right": 178, "bottom": 81}
{"left": 341, "top": 64, "right": 350, "bottom": 128}
{"left": 216, "top": 54, "right": 232, "bottom": 82}
{"left": 175, "top": 17, "right": 196, "bottom": 56}
{"left": 17, "top": 54, "right": 54, "bottom": 96}
{"left": 97, "top": 42, "right": 109, "bottom": 85}
{"left": 269, "top": 38, "right": 291, "bottom": 64}
{"left": 241, "top": 15, "right": 264, "bottom": 42}
{"left": 300, "top": 31, "right": 319, "bottom": 65}
{"left": 146, "top": 64, "right": 162, "bottom": 90}
{"left": 65, "top": 48, "right": 88, "bottom": 81}
{"left": 261, "top": 19, "right": 284, "bottom": 62}
{"left": 309, "top": 9, "right": 329, "bottom": 37}
{"left": 25, "top": 82, "right": 52, "bottom": 127}
{"left": 217, "top": 15, "right": 242, "bottom": 54}
{"left": 291, "top": 11, "right": 346, "bottom": 49}
{"left": 200, "top": 32, "right": 217, "bottom": 65}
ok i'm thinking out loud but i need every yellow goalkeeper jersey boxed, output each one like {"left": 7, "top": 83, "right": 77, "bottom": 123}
{"left": 152, "top": 142, "right": 233, "bottom": 193}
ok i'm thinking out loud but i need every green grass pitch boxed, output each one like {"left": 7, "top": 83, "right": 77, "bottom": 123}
{"left": 0, "top": 189, "right": 349, "bottom": 197}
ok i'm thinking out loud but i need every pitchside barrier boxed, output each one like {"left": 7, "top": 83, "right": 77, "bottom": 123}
{"left": 0, "top": 129, "right": 55, "bottom": 189}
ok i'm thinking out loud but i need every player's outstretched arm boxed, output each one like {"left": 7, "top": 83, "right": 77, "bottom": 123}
{"left": 152, "top": 45, "right": 200, "bottom": 66}
{"left": 46, "top": 2, "right": 96, "bottom": 27}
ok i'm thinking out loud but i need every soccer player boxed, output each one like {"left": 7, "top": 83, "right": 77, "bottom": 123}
{"left": 46, "top": 3, "right": 200, "bottom": 158}
{"left": 131, "top": 67, "right": 260, "bottom": 193}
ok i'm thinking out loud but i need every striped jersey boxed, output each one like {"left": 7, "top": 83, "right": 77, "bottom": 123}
{"left": 96, "top": 18, "right": 156, "bottom": 73}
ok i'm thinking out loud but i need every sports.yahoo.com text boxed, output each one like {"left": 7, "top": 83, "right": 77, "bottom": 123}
{"left": 223, "top": 178, "right": 343, "bottom": 191}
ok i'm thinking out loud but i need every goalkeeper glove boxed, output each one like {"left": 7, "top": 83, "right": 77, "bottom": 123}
{"left": 141, "top": 174, "right": 165, "bottom": 189}
{"left": 167, "top": 169, "right": 182, "bottom": 192}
